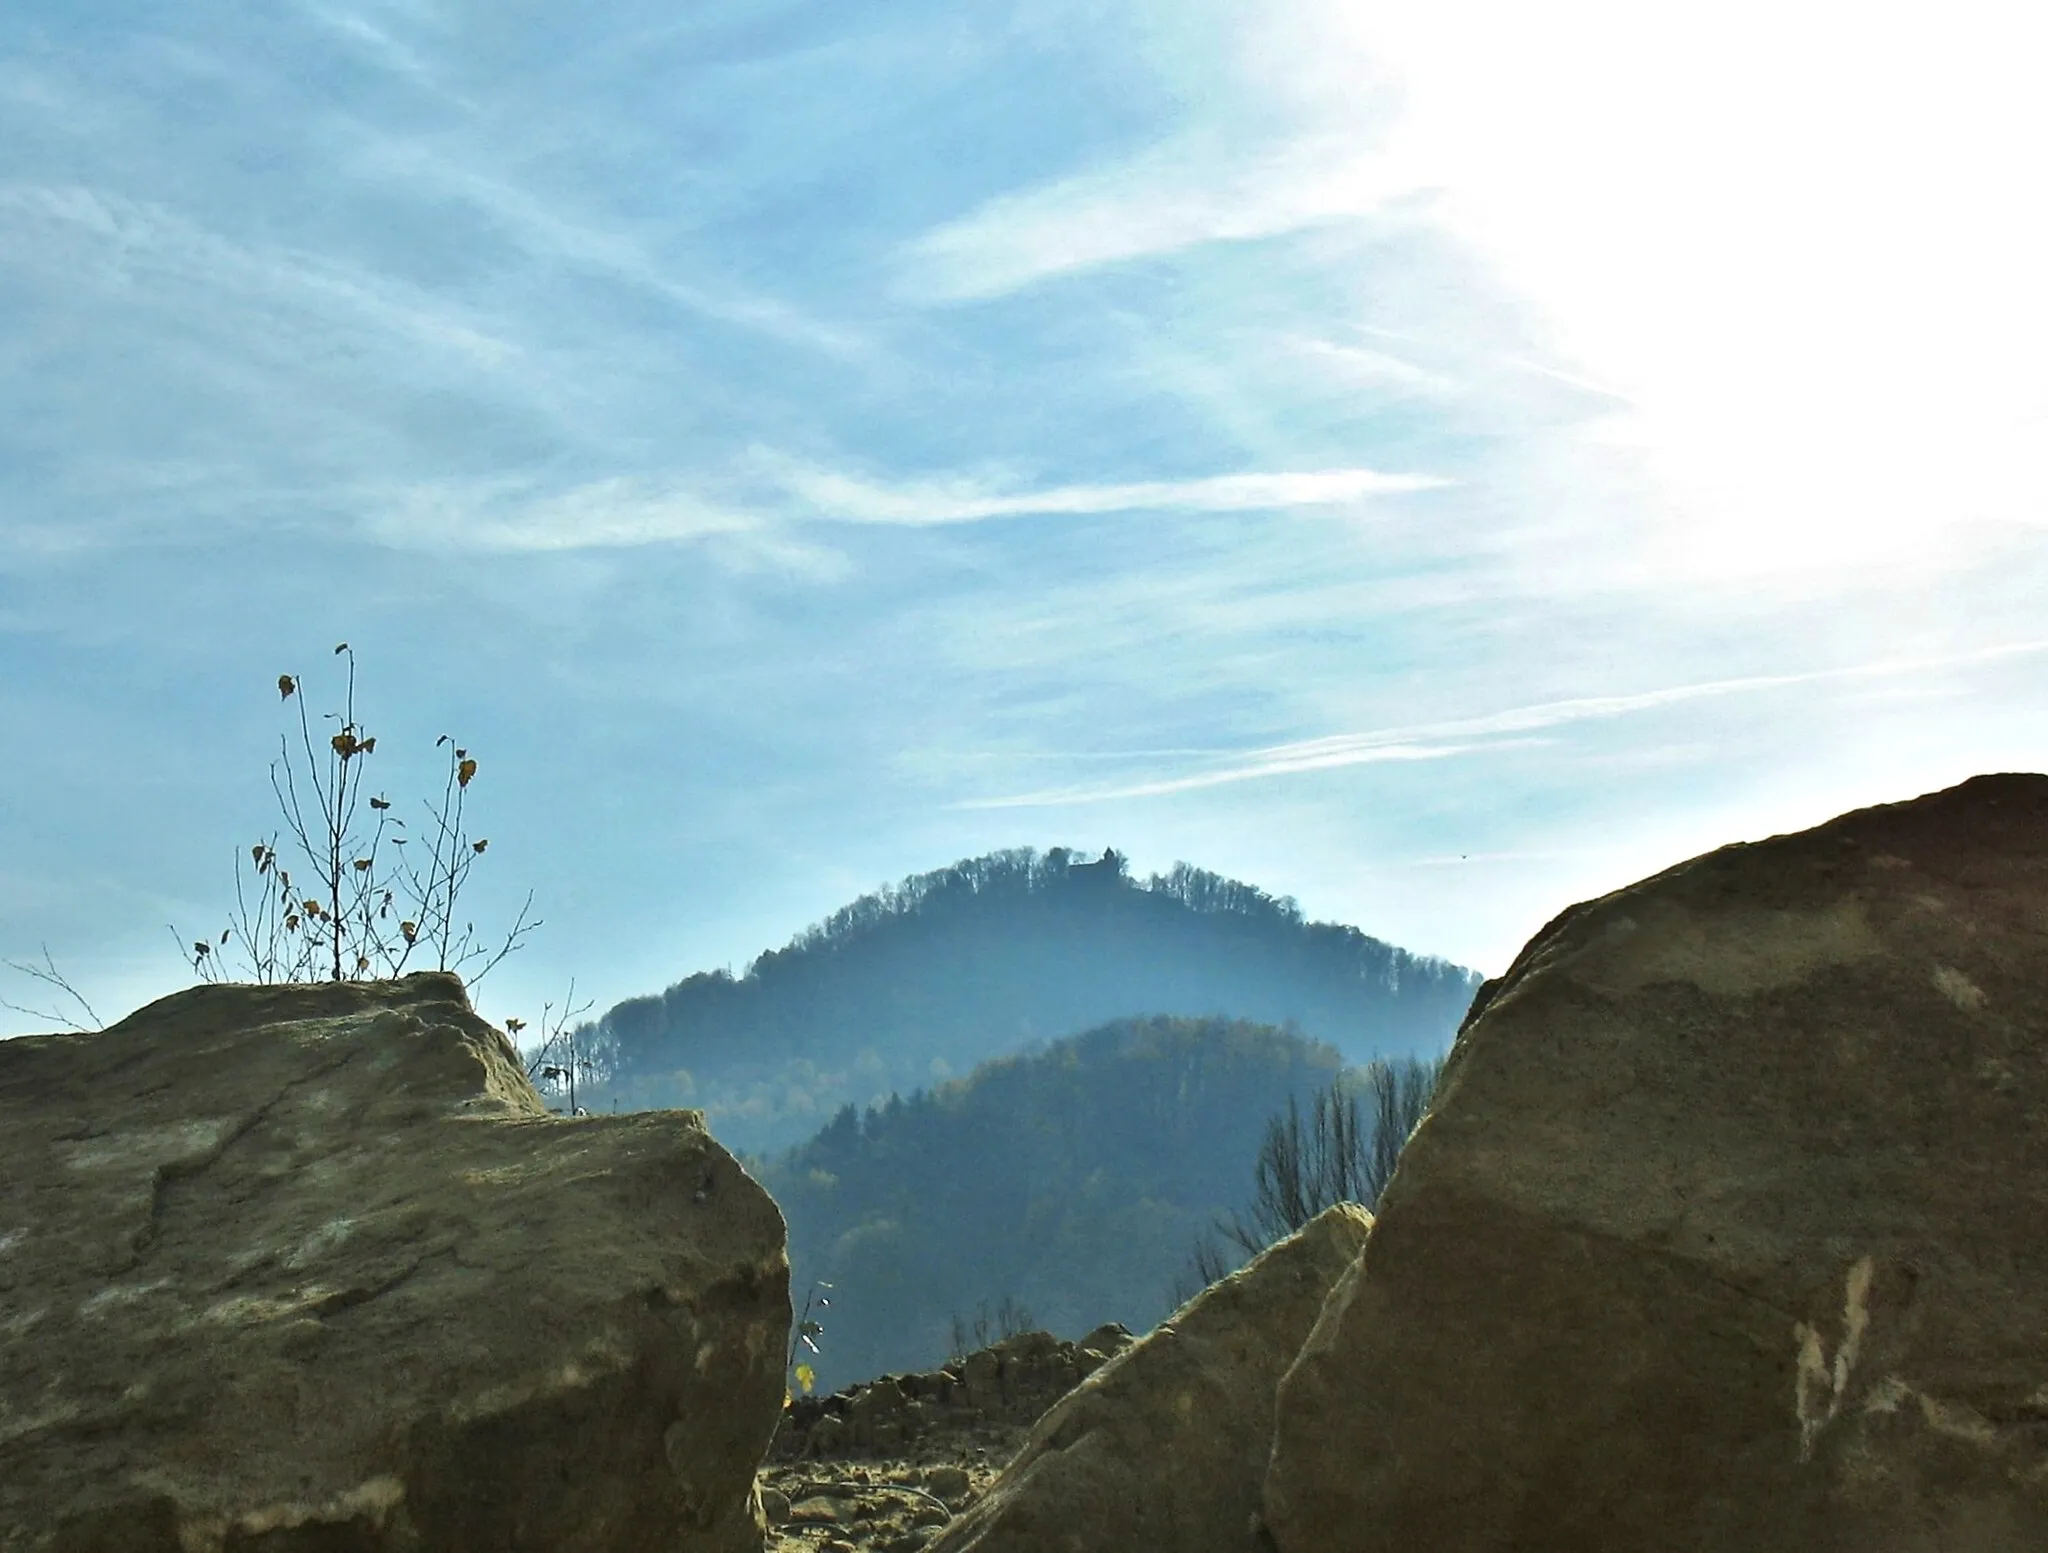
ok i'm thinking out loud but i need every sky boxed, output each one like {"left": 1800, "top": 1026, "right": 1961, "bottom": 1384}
{"left": 3, "top": 0, "right": 2045, "bottom": 1039}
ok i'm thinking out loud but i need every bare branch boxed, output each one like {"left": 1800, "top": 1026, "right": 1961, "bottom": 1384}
{"left": 1, "top": 945, "right": 103, "bottom": 1032}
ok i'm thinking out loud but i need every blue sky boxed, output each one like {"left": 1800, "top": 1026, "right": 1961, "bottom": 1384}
{"left": 4, "top": 0, "right": 2045, "bottom": 1038}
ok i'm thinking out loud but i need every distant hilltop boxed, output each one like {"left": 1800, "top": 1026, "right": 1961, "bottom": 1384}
{"left": 569, "top": 846, "right": 1482, "bottom": 1155}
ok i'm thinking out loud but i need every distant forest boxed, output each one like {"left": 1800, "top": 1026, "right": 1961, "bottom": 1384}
{"left": 753, "top": 1014, "right": 1366, "bottom": 1392}
{"left": 567, "top": 847, "right": 1482, "bottom": 1155}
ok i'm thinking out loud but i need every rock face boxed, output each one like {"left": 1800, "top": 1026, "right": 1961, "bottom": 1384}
{"left": 931, "top": 1204, "right": 1373, "bottom": 1553}
{"left": 1264, "top": 772, "right": 2048, "bottom": 1553}
{"left": 0, "top": 973, "right": 789, "bottom": 1553}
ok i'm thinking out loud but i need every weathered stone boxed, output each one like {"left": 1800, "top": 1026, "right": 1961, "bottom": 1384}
{"left": 929, "top": 1204, "right": 1372, "bottom": 1553}
{"left": 771, "top": 1326, "right": 1138, "bottom": 1463}
{"left": 788, "top": 1495, "right": 853, "bottom": 1525}
{"left": 0, "top": 973, "right": 789, "bottom": 1552}
{"left": 1073, "top": 1321, "right": 1132, "bottom": 1379}
{"left": 1264, "top": 773, "right": 2048, "bottom": 1553}
{"left": 959, "top": 1350, "right": 1002, "bottom": 1407}
{"left": 807, "top": 1413, "right": 849, "bottom": 1456}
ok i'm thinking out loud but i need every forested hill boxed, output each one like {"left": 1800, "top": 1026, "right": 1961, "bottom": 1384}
{"left": 572, "top": 846, "right": 1481, "bottom": 1154}
{"left": 755, "top": 1014, "right": 1353, "bottom": 1392}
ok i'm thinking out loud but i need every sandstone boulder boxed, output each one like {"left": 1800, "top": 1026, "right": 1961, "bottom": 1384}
{"left": 929, "top": 1203, "right": 1372, "bottom": 1553}
{"left": 1264, "top": 772, "right": 2048, "bottom": 1553}
{"left": 0, "top": 973, "right": 789, "bottom": 1552}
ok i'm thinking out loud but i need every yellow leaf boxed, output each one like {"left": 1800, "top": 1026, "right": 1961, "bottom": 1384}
{"left": 457, "top": 758, "right": 477, "bottom": 789}
{"left": 278, "top": 675, "right": 296, "bottom": 700}
{"left": 353, "top": 858, "right": 372, "bottom": 872}
{"left": 795, "top": 1363, "right": 816, "bottom": 1396}
{"left": 400, "top": 921, "right": 418, "bottom": 942}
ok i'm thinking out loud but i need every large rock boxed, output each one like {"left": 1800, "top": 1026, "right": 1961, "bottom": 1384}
{"left": 930, "top": 1203, "right": 1372, "bottom": 1553}
{"left": 0, "top": 973, "right": 789, "bottom": 1552}
{"left": 1264, "top": 772, "right": 2048, "bottom": 1553}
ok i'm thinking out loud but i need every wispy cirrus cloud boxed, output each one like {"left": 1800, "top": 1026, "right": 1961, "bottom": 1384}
{"left": 368, "top": 477, "right": 754, "bottom": 552}
{"left": 340, "top": 134, "right": 872, "bottom": 359}
{"left": 960, "top": 640, "right": 2048, "bottom": 808}
{"left": 296, "top": 2, "right": 436, "bottom": 83}
{"left": 353, "top": 458, "right": 1452, "bottom": 562}
{"left": 775, "top": 460, "right": 1452, "bottom": 525}
{"left": 0, "top": 180, "right": 521, "bottom": 369}
{"left": 901, "top": 131, "right": 1418, "bottom": 303}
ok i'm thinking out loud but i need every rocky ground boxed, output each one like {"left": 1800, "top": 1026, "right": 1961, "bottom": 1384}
{"left": 755, "top": 1325, "right": 1135, "bottom": 1551}
{"left": 758, "top": 1422, "right": 1028, "bottom": 1553}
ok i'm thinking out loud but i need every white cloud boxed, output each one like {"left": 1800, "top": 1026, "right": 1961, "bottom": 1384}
{"left": 297, "top": 2, "right": 435, "bottom": 82}
{"left": 358, "top": 475, "right": 860, "bottom": 580}
{"left": 1285, "top": 335, "right": 1459, "bottom": 397}
{"left": 348, "top": 455, "right": 1451, "bottom": 567}
{"left": 960, "top": 638, "right": 2048, "bottom": 808}
{"left": 343, "top": 134, "right": 872, "bottom": 359}
{"left": 0, "top": 181, "right": 520, "bottom": 369}
{"left": 898, "top": 2, "right": 2048, "bottom": 591}
{"left": 774, "top": 460, "right": 1451, "bottom": 525}
{"left": 901, "top": 130, "right": 1418, "bottom": 302}
{"left": 962, "top": 739, "right": 1513, "bottom": 809}
{"left": 366, "top": 476, "right": 745, "bottom": 550}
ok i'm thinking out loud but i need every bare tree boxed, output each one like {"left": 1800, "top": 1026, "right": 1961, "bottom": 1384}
{"left": 947, "top": 1294, "right": 1038, "bottom": 1363}
{"left": 1215, "top": 1052, "right": 1447, "bottom": 1261}
{"left": 512, "top": 980, "right": 599, "bottom": 1113}
{"left": 1169, "top": 1226, "right": 1240, "bottom": 1309}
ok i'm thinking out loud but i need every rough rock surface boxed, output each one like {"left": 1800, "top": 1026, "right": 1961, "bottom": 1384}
{"left": 758, "top": 1427, "right": 1021, "bottom": 1553}
{"left": 0, "top": 973, "right": 789, "bottom": 1553}
{"left": 931, "top": 1204, "right": 1373, "bottom": 1553}
{"left": 755, "top": 1328, "right": 1135, "bottom": 1553}
{"left": 770, "top": 1326, "right": 1135, "bottom": 1462}
{"left": 1265, "top": 772, "right": 2048, "bottom": 1553}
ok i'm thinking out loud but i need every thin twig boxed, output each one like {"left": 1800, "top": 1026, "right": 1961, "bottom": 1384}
{"left": 0, "top": 945, "right": 103, "bottom": 1032}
